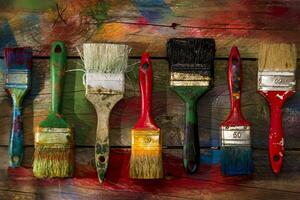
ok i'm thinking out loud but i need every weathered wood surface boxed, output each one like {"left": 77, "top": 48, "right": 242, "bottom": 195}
{"left": 1, "top": 0, "right": 300, "bottom": 57}
{"left": 1, "top": 58, "right": 300, "bottom": 148}
{"left": 1, "top": 147, "right": 300, "bottom": 200}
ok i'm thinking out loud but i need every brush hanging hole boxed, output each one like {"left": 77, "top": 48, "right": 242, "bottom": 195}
{"left": 273, "top": 155, "right": 280, "bottom": 162}
{"left": 12, "top": 156, "right": 19, "bottom": 164}
{"left": 142, "top": 63, "right": 149, "bottom": 70}
{"left": 55, "top": 45, "right": 62, "bottom": 53}
{"left": 99, "top": 156, "right": 106, "bottom": 163}
{"left": 187, "top": 161, "right": 197, "bottom": 173}
{"left": 232, "top": 58, "right": 238, "bottom": 65}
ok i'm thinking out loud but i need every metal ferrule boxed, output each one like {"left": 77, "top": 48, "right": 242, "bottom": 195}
{"left": 35, "top": 127, "right": 73, "bottom": 147}
{"left": 170, "top": 72, "right": 211, "bottom": 86}
{"left": 5, "top": 69, "right": 30, "bottom": 89}
{"left": 131, "top": 130, "right": 161, "bottom": 150}
{"left": 85, "top": 72, "right": 125, "bottom": 94}
{"left": 221, "top": 126, "right": 251, "bottom": 147}
{"left": 258, "top": 71, "right": 295, "bottom": 91}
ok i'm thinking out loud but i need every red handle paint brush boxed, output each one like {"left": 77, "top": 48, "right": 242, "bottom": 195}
{"left": 220, "top": 46, "right": 253, "bottom": 175}
{"left": 258, "top": 43, "right": 297, "bottom": 174}
{"left": 130, "top": 52, "right": 163, "bottom": 179}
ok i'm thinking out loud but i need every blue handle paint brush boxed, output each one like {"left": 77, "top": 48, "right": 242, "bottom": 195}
{"left": 4, "top": 47, "right": 32, "bottom": 168}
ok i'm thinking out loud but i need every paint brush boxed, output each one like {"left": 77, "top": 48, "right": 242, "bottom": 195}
{"left": 4, "top": 47, "right": 32, "bottom": 168}
{"left": 167, "top": 38, "right": 215, "bottom": 174}
{"left": 83, "top": 43, "right": 130, "bottom": 183}
{"left": 220, "top": 46, "right": 253, "bottom": 176}
{"left": 33, "top": 41, "right": 74, "bottom": 178}
{"left": 130, "top": 52, "right": 163, "bottom": 179}
{"left": 258, "top": 43, "right": 297, "bottom": 174}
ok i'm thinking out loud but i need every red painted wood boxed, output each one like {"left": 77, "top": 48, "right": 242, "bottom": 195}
{"left": 221, "top": 46, "right": 250, "bottom": 127}
{"left": 133, "top": 52, "right": 159, "bottom": 130}
{"left": 7, "top": 149, "right": 250, "bottom": 196}
{"left": 259, "top": 91, "right": 295, "bottom": 174}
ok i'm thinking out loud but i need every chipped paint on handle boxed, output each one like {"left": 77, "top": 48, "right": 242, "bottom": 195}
{"left": 86, "top": 93, "right": 123, "bottom": 183}
{"left": 8, "top": 89, "right": 26, "bottom": 167}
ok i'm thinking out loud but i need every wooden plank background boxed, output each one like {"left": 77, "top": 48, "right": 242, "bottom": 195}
{"left": 1, "top": 0, "right": 300, "bottom": 199}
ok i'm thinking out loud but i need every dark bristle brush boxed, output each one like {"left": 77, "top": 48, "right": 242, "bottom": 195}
{"left": 167, "top": 38, "right": 215, "bottom": 173}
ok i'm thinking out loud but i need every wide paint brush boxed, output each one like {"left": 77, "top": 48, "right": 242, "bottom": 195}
{"left": 258, "top": 43, "right": 297, "bottom": 174}
{"left": 220, "top": 46, "right": 253, "bottom": 175}
{"left": 167, "top": 38, "right": 215, "bottom": 174}
{"left": 4, "top": 47, "right": 32, "bottom": 167}
{"left": 33, "top": 42, "right": 74, "bottom": 178}
{"left": 83, "top": 43, "right": 130, "bottom": 183}
{"left": 130, "top": 52, "right": 163, "bottom": 179}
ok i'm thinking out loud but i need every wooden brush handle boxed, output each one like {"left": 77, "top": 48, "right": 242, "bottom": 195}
{"left": 259, "top": 91, "right": 294, "bottom": 174}
{"left": 134, "top": 52, "right": 158, "bottom": 129}
{"left": 183, "top": 99, "right": 199, "bottom": 174}
{"left": 9, "top": 98, "right": 24, "bottom": 167}
{"left": 50, "top": 41, "right": 67, "bottom": 115}
{"left": 86, "top": 93, "right": 123, "bottom": 183}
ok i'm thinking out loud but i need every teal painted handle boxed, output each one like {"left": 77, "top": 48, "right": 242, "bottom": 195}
{"left": 183, "top": 100, "right": 199, "bottom": 174}
{"left": 9, "top": 100, "right": 24, "bottom": 167}
{"left": 50, "top": 42, "right": 67, "bottom": 114}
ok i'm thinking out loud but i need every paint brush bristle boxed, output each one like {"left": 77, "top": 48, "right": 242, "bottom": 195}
{"left": 83, "top": 43, "right": 130, "bottom": 73}
{"left": 167, "top": 38, "right": 215, "bottom": 74}
{"left": 258, "top": 43, "right": 297, "bottom": 72}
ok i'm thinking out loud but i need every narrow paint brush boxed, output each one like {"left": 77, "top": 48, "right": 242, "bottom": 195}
{"left": 4, "top": 47, "right": 32, "bottom": 168}
{"left": 258, "top": 43, "right": 297, "bottom": 174}
{"left": 167, "top": 38, "right": 215, "bottom": 174}
{"left": 83, "top": 43, "right": 130, "bottom": 183}
{"left": 33, "top": 41, "right": 74, "bottom": 178}
{"left": 130, "top": 52, "right": 163, "bottom": 179}
{"left": 220, "top": 46, "right": 253, "bottom": 176}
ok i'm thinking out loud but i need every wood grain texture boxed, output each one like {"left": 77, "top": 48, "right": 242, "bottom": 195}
{"left": 1, "top": 0, "right": 300, "bottom": 57}
{"left": 1, "top": 59, "right": 300, "bottom": 148}
{"left": 1, "top": 147, "right": 300, "bottom": 200}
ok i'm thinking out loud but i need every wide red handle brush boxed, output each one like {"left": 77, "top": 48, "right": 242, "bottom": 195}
{"left": 258, "top": 43, "right": 297, "bottom": 174}
{"left": 220, "top": 46, "right": 253, "bottom": 175}
{"left": 130, "top": 52, "right": 163, "bottom": 179}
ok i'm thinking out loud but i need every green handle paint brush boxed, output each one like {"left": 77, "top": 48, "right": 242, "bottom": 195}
{"left": 83, "top": 43, "right": 130, "bottom": 183}
{"left": 167, "top": 38, "right": 215, "bottom": 174}
{"left": 33, "top": 41, "right": 74, "bottom": 178}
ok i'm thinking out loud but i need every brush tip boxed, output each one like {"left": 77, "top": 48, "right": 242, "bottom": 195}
{"left": 221, "top": 147, "right": 253, "bottom": 176}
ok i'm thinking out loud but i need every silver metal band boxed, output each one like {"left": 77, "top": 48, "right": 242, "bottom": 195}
{"left": 221, "top": 126, "right": 251, "bottom": 147}
{"left": 258, "top": 71, "right": 295, "bottom": 91}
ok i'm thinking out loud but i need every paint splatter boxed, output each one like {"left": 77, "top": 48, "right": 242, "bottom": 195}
{"left": 14, "top": 0, "right": 56, "bottom": 11}
{"left": 133, "top": 0, "right": 172, "bottom": 23}
{"left": 86, "top": 1, "right": 109, "bottom": 27}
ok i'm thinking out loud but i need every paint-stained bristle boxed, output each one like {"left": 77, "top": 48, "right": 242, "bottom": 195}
{"left": 258, "top": 43, "right": 297, "bottom": 72}
{"left": 83, "top": 43, "right": 130, "bottom": 73}
{"left": 4, "top": 47, "right": 32, "bottom": 70}
{"left": 167, "top": 38, "right": 215, "bottom": 76}
{"left": 130, "top": 129, "right": 163, "bottom": 179}
{"left": 4, "top": 47, "right": 32, "bottom": 89}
